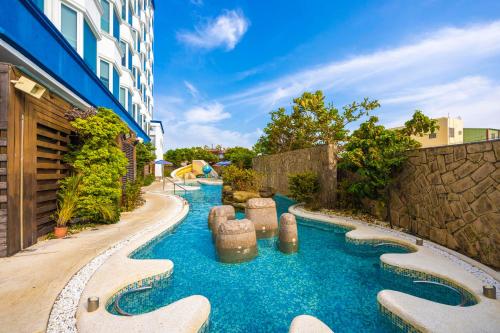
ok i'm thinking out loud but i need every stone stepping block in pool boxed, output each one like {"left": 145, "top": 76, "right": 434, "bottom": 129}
{"left": 208, "top": 205, "right": 235, "bottom": 231}
{"left": 278, "top": 213, "right": 299, "bottom": 254}
{"left": 211, "top": 215, "right": 228, "bottom": 242}
{"left": 216, "top": 219, "right": 258, "bottom": 263}
{"left": 245, "top": 198, "right": 278, "bottom": 238}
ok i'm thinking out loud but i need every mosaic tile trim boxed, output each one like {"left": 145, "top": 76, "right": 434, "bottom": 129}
{"left": 380, "top": 261, "right": 478, "bottom": 305}
{"left": 46, "top": 194, "right": 189, "bottom": 333}
{"left": 378, "top": 302, "right": 422, "bottom": 333}
{"left": 105, "top": 271, "right": 173, "bottom": 310}
{"left": 345, "top": 237, "right": 417, "bottom": 253}
{"left": 290, "top": 204, "right": 500, "bottom": 298}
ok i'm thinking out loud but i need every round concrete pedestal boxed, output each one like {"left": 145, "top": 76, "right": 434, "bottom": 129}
{"left": 216, "top": 219, "right": 258, "bottom": 263}
{"left": 245, "top": 198, "right": 278, "bottom": 238}
{"left": 208, "top": 205, "right": 235, "bottom": 231}
{"left": 278, "top": 213, "right": 299, "bottom": 253}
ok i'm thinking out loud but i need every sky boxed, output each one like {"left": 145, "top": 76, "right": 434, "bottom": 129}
{"left": 153, "top": 0, "right": 500, "bottom": 150}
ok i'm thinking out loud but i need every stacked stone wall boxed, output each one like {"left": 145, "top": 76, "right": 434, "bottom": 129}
{"left": 252, "top": 144, "right": 337, "bottom": 208}
{"left": 390, "top": 140, "right": 500, "bottom": 268}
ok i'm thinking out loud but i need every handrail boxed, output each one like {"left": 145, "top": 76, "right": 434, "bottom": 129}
{"left": 163, "top": 177, "right": 187, "bottom": 195}
{"left": 374, "top": 242, "right": 398, "bottom": 247}
{"left": 413, "top": 280, "right": 467, "bottom": 306}
{"left": 114, "top": 285, "right": 152, "bottom": 316}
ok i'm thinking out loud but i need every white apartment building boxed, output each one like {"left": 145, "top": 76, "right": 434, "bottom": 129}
{"left": 36, "top": 0, "right": 158, "bottom": 141}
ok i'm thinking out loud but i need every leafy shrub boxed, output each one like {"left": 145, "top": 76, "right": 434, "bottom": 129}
{"left": 222, "top": 165, "right": 262, "bottom": 191}
{"left": 122, "top": 180, "right": 144, "bottom": 211}
{"left": 164, "top": 147, "right": 219, "bottom": 167}
{"left": 224, "top": 147, "right": 256, "bottom": 169}
{"left": 288, "top": 172, "right": 320, "bottom": 209}
{"left": 141, "top": 174, "right": 155, "bottom": 186}
{"left": 64, "top": 107, "right": 128, "bottom": 224}
{"left": 136, "top": 142, "right": 156, "bottom": 178}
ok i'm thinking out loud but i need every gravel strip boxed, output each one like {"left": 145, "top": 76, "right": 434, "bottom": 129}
{"left": 46, "top": 194, "right": 187, "bottom": 333}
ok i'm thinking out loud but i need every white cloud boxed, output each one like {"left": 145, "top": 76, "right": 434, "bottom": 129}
{"left": 184, "top": 102, "right": 231, "bottom": 123}
{"left": 177, "top": 10, "right": 249, "bottom": 51}
{"left": 184, "top": 80, "right": 199, "bottom": 98}
{"left": 166, "top": 124, "right": 259, "bottom": 148}
{"left": 221, "top": 21, "right": 500, "bottom": 122}
{"left": 383, "top": 76, "right": 500, "bottom": 128}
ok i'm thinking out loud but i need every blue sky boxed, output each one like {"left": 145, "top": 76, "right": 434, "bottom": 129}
{"left": 153, "top": 0, "right": 500, "bottom": 149}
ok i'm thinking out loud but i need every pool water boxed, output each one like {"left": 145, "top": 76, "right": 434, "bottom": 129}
{"left": 111, "top": 185, "right": 472, "bottom": 332}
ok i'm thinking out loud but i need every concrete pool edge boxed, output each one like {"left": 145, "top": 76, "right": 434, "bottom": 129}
{"left": 47, "top": 192, "right": 212, "bottom": 333}
{"left": 289, "top": 204, "right": 500, "bottom": 333}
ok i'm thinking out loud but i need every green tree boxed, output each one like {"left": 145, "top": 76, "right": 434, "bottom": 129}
{"left": 254, "top": 91, "right": 378, "bottom": 154}
{"left": 224, "top": 146, "right": 256, "bottom": 168}
{"left": 136, "top": 141, "right": 156, "bottom": 178}
{"left": 339, "top": 111, "right": 437, "bottom": 204}
{"left": 288, "top": 172, "right": 320, "bottom": 209}
{"left": 64, "top": 107, "right": 128, "bottom": 223}
{"left": 164, "top": 147, "right": 219, "bottom": 167}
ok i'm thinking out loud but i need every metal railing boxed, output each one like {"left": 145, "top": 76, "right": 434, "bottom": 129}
{"left": 114, "top": 285, "right": 152, "bottom": 316}
{"left": 163, "top": 177, "right": 187, "bottom": 195}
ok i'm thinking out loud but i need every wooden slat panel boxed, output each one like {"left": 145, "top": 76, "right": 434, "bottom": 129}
{"left": 36, "top": 215, "right": 52, "bottom": 225}
{"left": 37, "top": 183, "right": 60, "bottom": 191}
{"left": 37, "top": 202, "right": 57, "bottom": 214}
{"left": 37, "top": 163, "right": 67, "bottom": 170}
{"left": 0, "top": 182, "right": 6, "bottom": 189}
{"left": 37, "top": 151, "right": 63, "bottom": 160}
{"left": 0, "top": 154, "right": 6, "bottom": 162}
{"left": 36, "top": 173, "right": 66, "bottom": 180}
{"left": 0, "top": 195, "right": 6, "bottom": 203}
{"left": 37, "top": 112, "right": 72, "bottom": 132}
{"left": 36, "top": 192, "right": 57, "bottom": 203}
{"left": 0, "top": 168, "right": 6, "bottom": 175}
{"left": 37, "top": 140, "right": 69, "bottom": 152}
{"left": 37, "top": 128, "right": 69, "bottom": 142}
{"left": 37, "top": 116, "right": 71, "bottom": 135}
{"left": 0, "top": 138, "right": 6, "bottom": 147}
{"left": 37, "top": 222, "right": 54, "bottom": 237}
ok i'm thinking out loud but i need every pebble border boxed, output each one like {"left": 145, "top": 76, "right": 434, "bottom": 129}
{"left": 46, "top": 194, "right": 188, "bottom": 333}
{"left": 290, "top": 204, "right": 500, "bottom": 298}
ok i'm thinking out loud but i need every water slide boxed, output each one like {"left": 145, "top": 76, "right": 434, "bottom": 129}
{"left": 171, "top": 160, "right": 218, "bottom": 180}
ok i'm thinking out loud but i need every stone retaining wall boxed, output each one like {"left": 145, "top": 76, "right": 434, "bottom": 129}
{"left": 253, "top": 144, "right": 337, "bottom": 208}
{"left": 389, "top": 140, "right": 500, "bottom": 268}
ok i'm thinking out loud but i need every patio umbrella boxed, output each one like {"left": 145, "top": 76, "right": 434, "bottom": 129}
{"left": 155, "top": 160, "right": 173, "bottom": 190}
{"left": 155, "top": 160, "right": 173, "bottom": 166}
{"left": 214, "top": 161, "right": 232, "bottom": 167}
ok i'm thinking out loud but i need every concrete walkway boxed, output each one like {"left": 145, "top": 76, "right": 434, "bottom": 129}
{"left": 0, "top": 182, "right": 181, "bottom": 333}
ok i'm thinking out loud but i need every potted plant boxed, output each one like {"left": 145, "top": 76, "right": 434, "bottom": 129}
{"left": 54, "top": 174, "right": 81, "bottom": 238}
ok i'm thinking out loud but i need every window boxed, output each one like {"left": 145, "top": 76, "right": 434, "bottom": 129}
{"left": 119, "top": 87, "right": 126, "bottom": 106}
{"left": 491, "top": 133, "right": 497, "bottom": 139}
{"left": 132, "top": 103, "right": 139, "bottom": 118}
{"left": 128, "top": 90, "right": 132, "bottom": 113}
{"left": 34, "top": 0, "right": 44, "bottom": 11}
{"left": 113, "top": 8, "right": 120, "bottom": 40}
{"left": 61, "top": 4, "right": 77, "bottom": 49}
{"left": 121, "top": 0, "right": 127, "bottom": 20}
{"left": 101, "top": 0, "right": 110, "bottom": 33}
{"left": 113, "top": 67, "right": 120, "bottom": 98}
{"left": 83, "top": 20, "right": 97, "bottom": 72}
{"left": 449, "top": 128, "right": 455, "bottom": 138}
{"left": 119, "top": 41, "right": 127, "bottom": 66}
{"left": 99, "top": 60, "right": 110, "bottom": 88}
{"left": 458, "top": 130, "right": 462, "bottom": 136}
{"left": 429, "top": 132, "right": 437, "bottom": 139}
{"left": 128, "top": 2, "right": 133, "bottom": 25}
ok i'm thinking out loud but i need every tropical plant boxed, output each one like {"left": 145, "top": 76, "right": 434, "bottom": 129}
{"left": 136, "top": 141, "right": 156, "bottom": 178}
{"left": 122, "top": 180, "right": 144, "bottom": 211}
{"left": 288, "top": 172, "right": 320, "bottom": 209}
{"left": 222, "top": 165, "right": 262, "bottom": 191}
{"left": 254, "top": 91, "right": 379, "bottom": 154}
{"left": 142, "top": 173, "right": 155, "bottom": 186}
{"left": 55, "top": 174, "right": 82, "bottom": 227}
{"left": 224, "top": 146, "right": 256, "bottom": 169}
{"left": 339, "top": 111, "right": 437, "bottom": 204}
{"left": 64, "top": 107, "right": 128, "bottom": 224}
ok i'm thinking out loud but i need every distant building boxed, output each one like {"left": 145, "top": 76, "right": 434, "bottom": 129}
{"left": 149, "top": 120, "right": 164, "bottom": 177}
{"left": 406, "top": 117, "right": 464, "bottom": 148}
{"left": 463, "top": 128, "right": 500, "bottom": 143}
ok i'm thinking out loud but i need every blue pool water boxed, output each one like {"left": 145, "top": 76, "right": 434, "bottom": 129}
{"left": 111, "top": 185, "right": 473, "bottom": 332}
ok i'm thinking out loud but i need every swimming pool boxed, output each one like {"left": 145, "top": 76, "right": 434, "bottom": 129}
{"left": 109, "top": 184, "right": 474, "bottom": 332}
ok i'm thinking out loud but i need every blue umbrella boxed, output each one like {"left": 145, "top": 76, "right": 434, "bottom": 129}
{"left": 215, "top": 161, "right": 231, "bottom": 166}
{"left": 155, "top": 160, "right": 173, "bottom": 166}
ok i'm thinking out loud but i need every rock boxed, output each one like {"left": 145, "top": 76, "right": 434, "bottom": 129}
{"left": 208, "top": 205, "right": 235, "bottom": 231}
{"left": 278, "top": 213, "right": 299, "bottom": 254}
{"left": 454, "top": 145, "right": 466, "bottom": 161}
{"left": 470, "top": 162, "right": 495, "bottom": 182}
{"left": 232, "top": 191, "right": 260, "bottom": 203}
{"left": 246, "top": 198, "right": 279, "bottom": 238}
{"left": 466, "top": 142, "right": 492, "bottom": 154}
{"left": 216, "top": 219, "right": 258, "bottom": 263}
{"left": 259, "top": 186, "right": 275, "bottom": 198}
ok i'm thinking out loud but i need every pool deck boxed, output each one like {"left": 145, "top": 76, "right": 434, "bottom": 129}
{"left": 0, "top": 182, "right": 184, "bottom": 333}
{"left": 290, "top": 204, "right": 500, "bottom": 333}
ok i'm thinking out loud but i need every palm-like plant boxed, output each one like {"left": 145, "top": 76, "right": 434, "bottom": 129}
{"left": 55, "top": 174, "right": 82, "bottom": 227}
